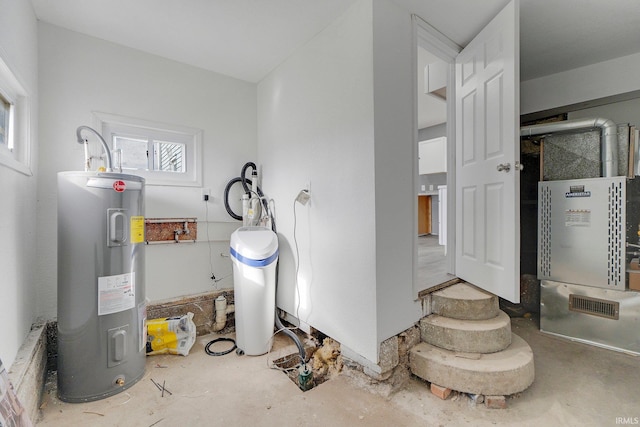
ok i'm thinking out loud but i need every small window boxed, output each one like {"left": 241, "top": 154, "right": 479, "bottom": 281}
{"left": 112, "top": 135, "right": 186, "bottom": 173}
{"left": 0, "top": 94, "right": 11, "bottom": 146}
{"left": 95, "top": 113, "right": 202, "bottom": 186}
{"left": 156, "top": 141, "right": 185, "bottom": 172}
{"left": 113, "top": 135, "right": 148, "bottom": 170}
{"left": 0, "top": 53, "right": 31, "bottom": 175}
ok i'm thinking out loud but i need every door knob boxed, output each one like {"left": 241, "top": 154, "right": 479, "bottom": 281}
{"left": 497, "top": 163, "right": 511, "bottom": 172}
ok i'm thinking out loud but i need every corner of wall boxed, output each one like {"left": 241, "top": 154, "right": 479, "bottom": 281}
{"left": 7, "top": 321, "right": 48, "bottom": 424}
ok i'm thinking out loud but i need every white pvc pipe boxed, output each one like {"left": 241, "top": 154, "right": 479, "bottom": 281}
{"left": 212, "top": 295, "right": 235, "bottom": 332}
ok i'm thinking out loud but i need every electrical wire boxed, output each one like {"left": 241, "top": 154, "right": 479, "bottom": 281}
{"left": 212, "top": 272, "right": 232, "bottom": 283}
{"left": 204, "top": 196, "right": 215, "bottom": 286}
{"left": 293, "top": 199, "right": 303, "bottom": 322}
{"left": 266, "top": 326, "right": 306, "bottom": 372}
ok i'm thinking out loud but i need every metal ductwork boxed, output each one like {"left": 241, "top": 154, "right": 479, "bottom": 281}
{"left": 520, "top": 117, "right": 618, "bottom": 177}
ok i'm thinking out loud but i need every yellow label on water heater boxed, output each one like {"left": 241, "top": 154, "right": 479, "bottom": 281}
{"left": 131, "top": 216, "right": 145, "bottom": 243}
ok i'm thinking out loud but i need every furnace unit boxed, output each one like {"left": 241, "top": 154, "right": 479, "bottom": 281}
{"left": 538, "top": 176, "right": 640, "bottom": 355}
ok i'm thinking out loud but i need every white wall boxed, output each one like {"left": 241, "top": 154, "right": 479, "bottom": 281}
{"left": 371, "top": 0, "right": 421, "bottom": 343}
{"left": 521, "top": 52, "right": 640, "bottom": 115}
{"left": 0, "top": 0, "right": 39, "bottom": 368}
{"left": 258, "top": 0, "right": 379, "bottom": 362}
{"left": 36, "top": 23, "right": 257, "bottom": 318}
{"left": 258, "top": 0, "right": 420, "bottom": 365}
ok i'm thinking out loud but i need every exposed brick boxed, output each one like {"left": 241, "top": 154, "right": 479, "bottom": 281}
{"left": 485, "top": 395, "right": 507, "bottom": 409}
{"left": 430, "top": 383, "right": 452, "bottom": 400}
{"left": 398, "top": 326, "right": 421, "bottom": 362}
{"left": 148, "top": 290, "right": 235, "bottom": 336}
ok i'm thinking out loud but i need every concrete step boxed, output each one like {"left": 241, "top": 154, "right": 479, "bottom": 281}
{"left": 419, "top": 310, "right": 512, "bottom": 354}
{"left": 409, "top": 333, "right": 535, "bottom": 396}
{"left": 431, "top": 283, "right": 499, "bottom": 320}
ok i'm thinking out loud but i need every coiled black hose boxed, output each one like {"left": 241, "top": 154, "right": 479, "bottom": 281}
{"left": 223, "top": 177, "right": 249, "bottom": 221}
{"left": 204, "top": 337, "right": 237, "bottom": 356}
{"left": 223, "top": 162, "right": 273, "bottom": 230}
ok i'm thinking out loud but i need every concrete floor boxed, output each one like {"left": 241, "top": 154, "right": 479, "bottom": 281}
{"left": 36, "top": 317, "right": 640, "bottom": 426}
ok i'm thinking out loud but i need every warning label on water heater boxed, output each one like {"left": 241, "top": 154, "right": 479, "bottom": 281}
{"left": 98, "top": 272, "right": 135, "bottom": 316}
{"left": 565, "top": 209, "right": 591, "bottom": 227}
{"left": 130, "top": 216, "right": 145, "bottom": 243}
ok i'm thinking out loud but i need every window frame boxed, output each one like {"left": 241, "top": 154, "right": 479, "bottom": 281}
{"left": 0, "top": 49, "right": 32, "bottom": 176}
{"left": 94, "top": 112, "right": 203, "bottom": 187}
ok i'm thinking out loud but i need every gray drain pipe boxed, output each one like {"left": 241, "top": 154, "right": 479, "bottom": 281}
{"left": 520, "top": 117, "right": 618, "bottom": 177}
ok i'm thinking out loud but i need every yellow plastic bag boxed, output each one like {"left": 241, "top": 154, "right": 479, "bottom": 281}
{"left": 146, "top": 312, "right": 196, "bottom": 356}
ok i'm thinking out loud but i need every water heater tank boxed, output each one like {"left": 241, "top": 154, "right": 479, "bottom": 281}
{"left": 57, "top": 172, "right": 146, "bottom": 402}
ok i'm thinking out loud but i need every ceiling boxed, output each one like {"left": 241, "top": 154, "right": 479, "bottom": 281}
{"left": 31, "top": 0, "right": 640, "bottom": 128}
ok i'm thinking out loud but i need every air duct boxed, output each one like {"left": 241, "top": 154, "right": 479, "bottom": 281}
{"left": 520, "top": 117, "right": 618, "bottom": 177}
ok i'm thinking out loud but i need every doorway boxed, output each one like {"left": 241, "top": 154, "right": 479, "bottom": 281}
{"left": 416, "top": 45, "right": 453, "bottom": 289}
{"left": 413, "top": 17, "right": 461, "bottom": 296}
{"left": 413, "top": 2, "right": 521, "bottom": 303}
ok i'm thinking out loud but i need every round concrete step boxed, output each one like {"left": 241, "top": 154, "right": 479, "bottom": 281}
{"left": 419, "top": 310, "right": 512, "bottom": 354}
{"left": 431, "top": 283, "right": 499, "bottom": 320}
{"left": 409, "top": 333, "right": 535, "bottom": 396}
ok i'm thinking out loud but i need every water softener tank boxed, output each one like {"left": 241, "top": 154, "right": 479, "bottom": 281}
{"left": 57, "top": 172, "right": 146, "bottom": 402}
{"left": 230, "top": 226, "right": 279, "bottom": 355}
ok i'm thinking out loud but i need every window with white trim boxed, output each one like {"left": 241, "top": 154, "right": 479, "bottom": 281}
{"left": 0, "top": 52, "right": 32, "bottom": 175}
{"left": 0, "top": 94, "right": 11, "bottom": 146}
{"left": 95, "top": 113, "right": 202, "bottom": 186}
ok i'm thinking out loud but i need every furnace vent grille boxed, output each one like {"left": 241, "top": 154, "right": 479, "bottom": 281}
{"left": 607, "top": 181, "right": 624, "bottom": 288}
{"left": 539, "top": 185, "right": 552, "bottom": 277}
{"left": 569, "top": 294, "right": 619, "bottom": 320}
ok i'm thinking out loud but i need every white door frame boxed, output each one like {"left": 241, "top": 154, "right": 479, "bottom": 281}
{"left": 412, "top": 15, "right": 461, "bottom": 298}
{"left": 412, "top": 1, "right": 521, "bottom": 302}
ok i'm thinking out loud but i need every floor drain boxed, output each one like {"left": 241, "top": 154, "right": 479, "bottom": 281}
{"left": 272, "top": 351, "right": 331, "bottom": 391}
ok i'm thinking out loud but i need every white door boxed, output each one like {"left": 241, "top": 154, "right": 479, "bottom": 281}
{"left": 455, "top": 0, "right": 521, "bottom": 302}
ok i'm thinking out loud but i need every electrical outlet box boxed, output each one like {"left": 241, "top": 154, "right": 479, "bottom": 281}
{"left": 202, "top": 188, "right": 211, "bottom": 201}
{"left": 296, "top": 189, "right": 311, "bottom": 206}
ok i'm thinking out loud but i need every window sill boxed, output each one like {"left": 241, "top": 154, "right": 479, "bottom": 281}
{"left": 0, "top": 149, "right": 31, "bottom": 176}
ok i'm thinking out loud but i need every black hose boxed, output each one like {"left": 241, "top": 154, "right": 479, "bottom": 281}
{"left": 204, "top": 337, "right": 237, "bottom": 356}
{"left": 275, "top": 309, "right": 306, "bottom": 363}
{"left": 223, "top": 177, "right": 244, "bottom": 220}
{"left": 223, "top": 162, "right": 272, "bottom": 225}
{"left": 241, "top": 162, "right": 257, "bottom": 193}
{"left": 274, "top": 262, "right": 305, "bottom": 364}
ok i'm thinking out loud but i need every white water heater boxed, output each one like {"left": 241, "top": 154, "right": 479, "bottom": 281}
{"left": 57, "top": 171, "right": 146, "bottom": 402}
